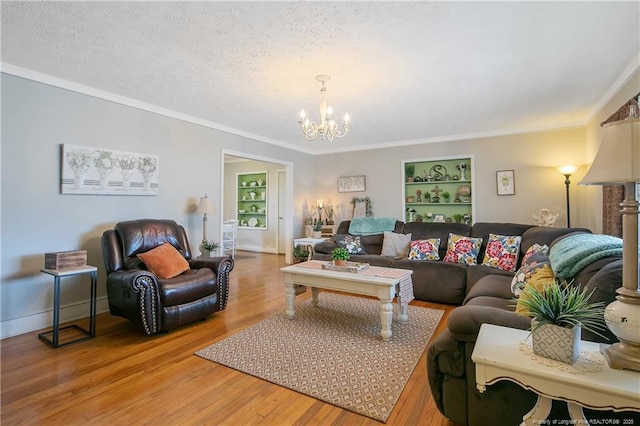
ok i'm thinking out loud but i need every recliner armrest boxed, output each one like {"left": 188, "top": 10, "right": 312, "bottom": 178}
{"left": 447, "top": 305, "right": 531, "bottom": 343}
{"left": 189, "top": 256, "right": 234, "bottom": 310}
{"left": 313, "top": 241, "right": 338, "bottom": 254}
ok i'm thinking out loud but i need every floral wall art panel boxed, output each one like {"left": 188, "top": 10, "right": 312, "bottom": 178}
{"left": 61, "top": 144, "right": 159, "bottom": 195}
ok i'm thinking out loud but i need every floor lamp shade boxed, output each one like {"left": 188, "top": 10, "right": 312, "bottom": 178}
{"left": 579, "top": 117, "right": 640, "bottom": 372}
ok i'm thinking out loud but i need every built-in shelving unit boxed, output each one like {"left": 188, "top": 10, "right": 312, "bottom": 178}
{"left": 402, "top": 155, "right": 475, "bottom": 224}
{"left": 237, "top": 171, "right": 268, "bottom": 230}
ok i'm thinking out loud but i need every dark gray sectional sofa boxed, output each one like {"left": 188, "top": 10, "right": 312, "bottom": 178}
{"left": 312, "top": 220, "right": 587, "bottom": 305}
{"left": 312, "top": 220, "right": 631, "bottom": 425}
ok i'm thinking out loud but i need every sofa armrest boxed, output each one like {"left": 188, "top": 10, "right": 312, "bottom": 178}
{"left": 447, "top": 305, "right": 531, "bottom": 343}
{"left": 189, "top": 256, "right": 234, "bottom": 310}
{"left": 313, "top": 241, "right": 338, "bottom": 254}
{"left": 426, "top": 330, "right": 467, "bottom": 416}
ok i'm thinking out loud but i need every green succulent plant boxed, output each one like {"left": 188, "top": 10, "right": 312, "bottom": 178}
{"left": 199, "top": 240, "right": 219, "bottom": 251}
{"left": 313, "top": 221, "right": 323, "bottom": 232}
{"left": 331, "top": 247, "right": 350, "bottom": 261}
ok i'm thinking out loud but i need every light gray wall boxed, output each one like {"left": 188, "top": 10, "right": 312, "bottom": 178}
{"left": 0, "top": 73, "right": 314, "bottom": 337}
{"left": 315, "top": 127, "right": 590, "bottom": 227}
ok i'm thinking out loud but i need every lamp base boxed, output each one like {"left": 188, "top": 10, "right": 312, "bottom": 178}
{"left": 602, "top": 296, "right": 640, "bottom": 371}
{"left": 600, "top": 340, "right": 640, "bottom": 372}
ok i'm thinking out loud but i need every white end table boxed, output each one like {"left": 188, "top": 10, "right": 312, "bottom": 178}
{"left": 472, "top": 324, "right": 640, "bottom": 425}
{"left": 39, "top": 265, "right": 97, "bottom": 348}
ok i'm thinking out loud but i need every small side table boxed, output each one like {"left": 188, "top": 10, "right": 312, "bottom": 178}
{"left": 293, "top": 237, "right": 329, "bottom": 257}
{"left": 472, "top": 324, "right": 640, "bottom": 425}
{"left": 39, "top": 265, "right": 97, "bottom": 348}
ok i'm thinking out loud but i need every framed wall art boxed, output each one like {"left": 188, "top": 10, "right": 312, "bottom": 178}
{"left": 61, "top": 144, "right": 159, "bottom": 195}
{"left": 496, "top": 170, "right": 515, "bottom": 196}
{"left": 433, "top": 214, "right": 446, "bottom": 223}
{"left": 337, "top": 175, "right": 366, "bottom": 193}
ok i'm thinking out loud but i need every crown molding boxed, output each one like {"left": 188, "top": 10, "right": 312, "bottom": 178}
{"left": 0, "top": 63, "right": 314, "bottom": 155}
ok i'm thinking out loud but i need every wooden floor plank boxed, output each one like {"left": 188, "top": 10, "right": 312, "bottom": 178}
{"left": 1, "top": 252, "right": 457, "bottom": 425}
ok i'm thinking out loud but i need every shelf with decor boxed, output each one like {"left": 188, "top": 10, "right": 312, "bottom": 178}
{"left": 402, "top": 155, "right": 475, "bottom": 224}
{"left": 237, "top": 171, "right": 268, "bottom": 230}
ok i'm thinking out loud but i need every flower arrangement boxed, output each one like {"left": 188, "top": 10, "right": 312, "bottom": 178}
{"left": 65, "top": 149, "right": 93, "bottom": 174}
{"left": 118, "top": 155, "right": 138, "bottom": 170}
{"left": 137, "top": 156, "right": 157, "bottom": 175}
{"left": 94, "top": 150, "right": 117, "bottom": 173}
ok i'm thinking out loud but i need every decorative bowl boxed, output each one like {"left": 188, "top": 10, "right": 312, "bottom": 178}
{"left": 241, "top": 181, "right": 247, "bottom": 187}
{"left": 238, "top": 209, "right": 246, "bottom": 213}
{"left": 249, "top": 181, "right": 257, "bottom": 187}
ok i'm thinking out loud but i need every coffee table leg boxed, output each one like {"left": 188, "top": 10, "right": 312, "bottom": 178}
{"left": 379, "top": 298, "right": 393, "bottom": 341}
{"left": 398, "top": 300, "right": 409, "bottom": 323}
{"left": 284, "top": 282, "right": 296, "bottom": 319}
{"left": 311, "top": 287, "right": 319, "bottom": 306}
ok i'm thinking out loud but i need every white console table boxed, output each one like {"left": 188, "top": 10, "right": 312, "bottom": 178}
{"left": 472, "top": 324, "right": 640, "bottom": 425}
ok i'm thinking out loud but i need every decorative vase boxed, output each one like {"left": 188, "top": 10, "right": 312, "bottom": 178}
{"left": 334, "top": 259, "right": 347, "bottom": 267}
{"left": 313, "top": 231, "right": 322, "bottom": 239}
{"left": 200, "top": 249, "right": 210, "bottom": 258}
{"left": 531, "top": 320, "right": 581, "bottom": 364}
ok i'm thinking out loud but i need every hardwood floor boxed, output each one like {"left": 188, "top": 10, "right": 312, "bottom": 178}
{"left": 1, "top": 252, "right": 457, "bottom": 425}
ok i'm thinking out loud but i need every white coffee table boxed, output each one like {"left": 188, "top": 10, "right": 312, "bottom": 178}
{"left": 280, "top": 260, "right": 413, "bottom": 341}
{"left": 472, "top": 324, "right": 640, "bottom": 426}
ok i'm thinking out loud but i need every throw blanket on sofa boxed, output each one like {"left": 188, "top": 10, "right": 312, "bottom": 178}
{"left": 348, "top": 217, "right": 397, "bottom": 236}
{"left": 549, "top": 234, "right": 623, "bottom": 278}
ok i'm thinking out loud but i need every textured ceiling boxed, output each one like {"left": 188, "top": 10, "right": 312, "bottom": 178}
{"left": 2, "top": 1, "right": 639, "bottom": 155}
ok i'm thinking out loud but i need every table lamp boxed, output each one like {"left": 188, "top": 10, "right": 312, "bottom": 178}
{"left": 579, "top": 112, "right": 640, "bottom": 371}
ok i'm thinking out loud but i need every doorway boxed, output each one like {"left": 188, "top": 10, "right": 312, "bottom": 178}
{"left": 221, "top": 149, "right": 293, "bottom": 264}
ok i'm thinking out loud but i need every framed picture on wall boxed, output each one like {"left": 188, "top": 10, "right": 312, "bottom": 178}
{"left": 496, "top": 170, "right": 515, "bottom": 196}
{"left": 337, "top": 175, "right": 366, "bottom": 193}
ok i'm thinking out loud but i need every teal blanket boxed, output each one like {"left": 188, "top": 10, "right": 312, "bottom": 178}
{"left": 549, "top": 234, "right": 623, "bottom": 278}
{"left": 348, "top": 217, "right": 397, "bottom": 236}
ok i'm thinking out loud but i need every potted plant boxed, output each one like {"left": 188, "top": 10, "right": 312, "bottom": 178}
{"left": 199, "top": 240, "right": 219, "bottom": 257}
{"left": 293, "top": 245, "right": 310, "bottom": 263}
{"left": 312, "top": 221, "right": 323, "bottom": 238}
{"left": 516, "top": 280, "right": 607, "bottom": 364}
{"left": 441, "top": 191, "right": 450, "bottom": 203}
{"left": 405, "top": 163, "right": 415, "bottom": 182}
{"left": 331, "top": 247, "right": 350, "bottom": 267}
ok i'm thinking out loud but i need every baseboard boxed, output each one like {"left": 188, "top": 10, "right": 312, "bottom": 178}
{"left": 0, "top": 296, "right": 110, "bottom": 339}
{"left": 235, "top": 244, "right": 278, "bottom": 254}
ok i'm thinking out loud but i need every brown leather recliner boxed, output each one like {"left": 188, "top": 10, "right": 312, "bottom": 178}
{"left": 101, "top": 219, "right": 234, "bottom": 335}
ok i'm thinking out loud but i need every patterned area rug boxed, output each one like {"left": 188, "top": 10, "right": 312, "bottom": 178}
{"left": 195, "top": 293, "right": 443, "bottom": 422}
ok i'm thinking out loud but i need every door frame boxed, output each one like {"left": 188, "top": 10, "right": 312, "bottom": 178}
{"left": 220, "top": 148, "right": 294, "bottom": 264}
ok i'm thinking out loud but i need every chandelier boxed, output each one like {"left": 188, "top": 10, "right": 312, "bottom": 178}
{"left": 298, "top": 75, "right": 350, "bottom": 141}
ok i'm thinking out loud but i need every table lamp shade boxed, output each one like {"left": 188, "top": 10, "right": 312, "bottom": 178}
{"left": 579, "top": 118, "right": 640, "bottom": 185}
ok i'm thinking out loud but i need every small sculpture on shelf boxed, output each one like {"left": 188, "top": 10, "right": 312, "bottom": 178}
{"left": 457, "top": 162, "right": 467, "bottom": 180}
{"left": 416, "top": 189, "right": 422, "bottom": 202}
{"left": 430, "top": 185, "right": 442, "bottom": 203}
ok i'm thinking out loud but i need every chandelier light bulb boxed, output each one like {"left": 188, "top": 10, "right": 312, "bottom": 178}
{"left": 300, "top": 110, "right": 306, "bottom": 119}
{"left": 344, "top": 113, "right": 350, "bottom": 123}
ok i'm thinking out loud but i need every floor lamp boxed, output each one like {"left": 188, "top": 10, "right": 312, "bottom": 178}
{"left": 556, "top": 165, "right": 578, "bottom": 227}
{"left": 579, "top": 114, "right": 640, "bottom": 371}
{"left": 196, "top": 193, "right": 214, "bottom": 245}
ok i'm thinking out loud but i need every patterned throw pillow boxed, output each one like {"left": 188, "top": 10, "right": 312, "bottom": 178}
{"left": 443, "top": 233, "right": 483, "bottom": 265}
{"left": 482, "top": 234, "right": 522, "bottom": 272}
{"left": 335, "top": 234, "right": 366, "bottom": 255}
{"left": 408, "top": 238, "right": 441, "bottom": 261}
{"left": 521, "top": 243, "right": 549, "bottom": 265}
{"left": 511, "top": 252, "right": 552, "bottom": 297}
{"left": 515, "top": 264, "right": 556, "bottom": 315}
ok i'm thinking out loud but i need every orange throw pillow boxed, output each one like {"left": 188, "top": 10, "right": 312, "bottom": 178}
{"left": 137, "top": 242, "right": 190, "bottom": 279}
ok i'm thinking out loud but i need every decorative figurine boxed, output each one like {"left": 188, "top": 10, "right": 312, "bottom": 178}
{"left": 457, "top": 162, "right": 467, "bottom": 181}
